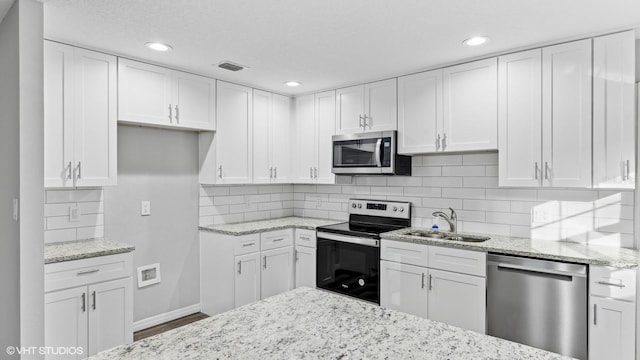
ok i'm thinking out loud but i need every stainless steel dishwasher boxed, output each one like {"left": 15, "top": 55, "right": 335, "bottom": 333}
{"left": 487, "top": 254, "right": 587, "bottom": 360}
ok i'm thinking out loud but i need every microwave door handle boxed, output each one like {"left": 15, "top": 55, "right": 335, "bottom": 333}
{"left": 374, "top": 139, "right": 382, "bottom": 167}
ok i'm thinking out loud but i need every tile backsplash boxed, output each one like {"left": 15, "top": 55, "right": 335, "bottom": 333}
{"left": 44, "top": 188, "right": 105, "bottom": 243}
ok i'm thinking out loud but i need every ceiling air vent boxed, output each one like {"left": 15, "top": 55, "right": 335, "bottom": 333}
{"left": 217, "top": 61, "right": 246, "bottom": 72}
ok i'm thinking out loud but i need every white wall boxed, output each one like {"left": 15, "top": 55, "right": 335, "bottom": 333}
{"left": 105, "top": 125, "right": 200, "bottom": 322}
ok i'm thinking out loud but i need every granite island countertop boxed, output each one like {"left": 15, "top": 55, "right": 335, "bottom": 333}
{"left": 44, "top": 238, "right": 135, "bottom": 264}
{"left": 382, "top": 228, "right": 640, "bottom": 268}
{"left": 89, "top": 287, "right": 571, "bottom": 360}
{"left": 199, "top": 216, "right": 341, "bottom": 235}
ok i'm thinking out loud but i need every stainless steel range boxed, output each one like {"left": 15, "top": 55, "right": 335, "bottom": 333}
{"left": 315, "top": 199, "right": 411, "bottom": 304}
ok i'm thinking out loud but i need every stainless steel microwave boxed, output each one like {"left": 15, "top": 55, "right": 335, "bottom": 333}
{"left": 331, "top": 131, "right": 411, "bottom": 175}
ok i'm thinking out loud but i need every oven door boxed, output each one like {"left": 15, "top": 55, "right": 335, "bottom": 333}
{"left": 316, "top": 232, "right": 380, "bottom": 304}
{"left": 332, "top": 132, "right": 395, "bottom": 175}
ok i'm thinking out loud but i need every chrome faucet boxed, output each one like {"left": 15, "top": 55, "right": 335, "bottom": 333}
{"left": 432, "top": 208, "right": 457, "bottom": 234}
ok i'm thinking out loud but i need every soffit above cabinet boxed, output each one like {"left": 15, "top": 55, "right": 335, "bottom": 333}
{"left": 44, "top": 0, "right": 640, "bottom": 96}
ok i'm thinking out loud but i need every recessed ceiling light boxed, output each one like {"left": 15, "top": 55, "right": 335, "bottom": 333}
{"left": 145, "top": 42, "right": 173, "bottom": 52}
{"left": 463, "top": 36, "right": 489, "bottom": 47}
{"left": 285, "top": 81, "right": 301, "bottom": 87}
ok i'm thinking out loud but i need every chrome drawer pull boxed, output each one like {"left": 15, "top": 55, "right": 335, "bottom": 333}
{"left": 242, "top": 242, "right": 255, "bottom": 247}
{"left": 272, "top": 238, "right": 284, "bottom": 242}
{"left": 77, "top": 269, "right": 99, "bottom": 275}
{"left": 596, "top": 281, "right": 626, "bottom": 288}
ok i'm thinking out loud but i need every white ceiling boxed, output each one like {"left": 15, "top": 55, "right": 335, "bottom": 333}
{"left": 44, "top": 0, "right": 640, "bottom": 96}
{"left": 0, "top": 0, "right": 13, "bottom": 24}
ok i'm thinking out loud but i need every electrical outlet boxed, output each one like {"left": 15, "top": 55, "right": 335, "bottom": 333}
{"left": 245, "top": 196, "right": 252, "bottom": 208}
{"left": 12, "top": 198, "right": 18, "bottom": 222}
{"left": 141, "top": 201, "right": 151, "bottom": 216}
{"left": 316, "top": 198, "right": 322, "bottom": 208}
{"left": 69, "top": 204, "right": 80, "bottom": 222}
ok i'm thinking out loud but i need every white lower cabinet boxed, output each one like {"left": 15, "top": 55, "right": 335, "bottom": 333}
{"left": 588, "top": 266, "right": 636, "bottom": 360}
{"left": 294, "top": 229, "right": 317, "bottom": 288}
{"left": 261, "top": 247, "right": 294, "bottom": 299}
{"left": 234, "top": 252, "right": 261, "bottom": 307}
{"left": 380, "top": 240, "right": 486, "bottom": 333}
{"left": 44, "top": 254, "right": 133, "bottom": 359}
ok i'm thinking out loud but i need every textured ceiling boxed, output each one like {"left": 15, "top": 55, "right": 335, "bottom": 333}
{"left": 44, "top": 0, "right": 640, "bottom": 95}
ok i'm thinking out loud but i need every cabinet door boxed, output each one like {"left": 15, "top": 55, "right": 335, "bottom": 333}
{"left": 397, "top": 70, "right": 442, "bottom": 154}
{"left": 118, "top": 59, "right": 173, "bottom": 126}
{"left": 498, "top": 49, "right": 543, "bottom": 187}
{"left": 44, "top": 41, "right": 74, "bottom": 188}
{"left": 261, "top": 246, "right": 294, "bottom": 299}
{"left": 172, "top": 71, "right": 216, "bottom": 130}
{"left": 542, "top": 39, "right": 592, "bottom": 188}
{"left": 335, "top": 85, "right": 365, "bottom": 134}
{"left": 252, "top": 89, "right": 272, "bottom": 184}
{"left": 593, "top": 31, "right": 635, "bottom": 189}
{"left": 315, "top": 90, "right": 336, "bottom": 184}
{"left": 87, "top": 278, "right": 133, "bottom": 356}
{"left": 295, "top": 246, "right": 316, "bottom": 288}
{"left": 427, "top": 269, "right": 486, "bottom": 333}
{"left": 364, "top": 79, "right": 397, "bottom": 132}
{"left": 380, "top": 260, "right": 428, "bottom": 318}
{"left": 442, "top": 58, "right": 498, "bottom": 152}
{"left": 292, "top": 94, "right": 317, "bottom": 183}
{"left": 216, "top": 81, "right": 253, "bottom": 184}
{"left": 45, "top": 287, "right": 88, "bottom": 360}
{"left": 73, "top": 47, "right": 117, "bottom": 187}
{"left": 271, "top": 94, "right": 292, "bottom": 184}
{"left": 235, "top": 252, "right": 261, "bottom": 307}
{"left": 589, "top": 297, "right": 635, "bottom": 360}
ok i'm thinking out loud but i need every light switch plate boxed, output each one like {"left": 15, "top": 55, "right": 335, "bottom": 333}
{"left": 141, "top": 201, "right": 151, "bottom": 216}
{"left": 12, "top": 198, "right": 18, "bottom": 221}
{"left": 69, "top": 204, "right": 80, "bottom": 222}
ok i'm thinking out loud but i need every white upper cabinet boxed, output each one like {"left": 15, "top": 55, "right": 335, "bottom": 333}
{"left": 215, "top": 81, "right": 253, "bottom": 184}
{"left": 118, "top": 58, "right": 215, "bottom": 131}
{"left": 398, "top": 69, "right": 443, "bottom": 154}
{"left": 442, "top": 58, "right": 498, "bottom": 152}
{"left": 44, "top": 41, "right": 117, "bottom": 188}
{"left": 498, "top": 49, "right": 543, "bottom": 187}
{"left": 593, "top": 31, "right": 636, "bottom": 189}
{"left": 253, "top": 90, "right": 292, "bottom": 184}
{"left": 335, "top": 79, "right": 397, "bottom": 134}
{"left": 542, "top": 39, "right": 592, "bottom": 188}
{"left": 292, "top": 91, "right": 336, "bottom": 184}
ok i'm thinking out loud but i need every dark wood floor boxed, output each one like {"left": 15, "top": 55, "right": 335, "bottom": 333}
{"left": 134, "top": 312, "right": 210, "bottom": 341}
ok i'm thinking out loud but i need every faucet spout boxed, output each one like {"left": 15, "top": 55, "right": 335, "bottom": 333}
{"left": 431, "top": 208, "right": 457, "bottom": 234}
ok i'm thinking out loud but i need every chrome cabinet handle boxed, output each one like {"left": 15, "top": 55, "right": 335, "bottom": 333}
{"left": 428, "top": 274, "right": 433, "bottom": 290}
{"left": 436, "top": 134, "right": 441, "bottom": 151}
{"left": 218, "top": 166, "right": 222, "bottom": 179}
{"left": 534, "top": 162, "right": 539, "bottom": 180}
{"left": 623, "top": 160, "right": 630, "bottom": 181}
{"left": 76, "top": 162, "right": 82, "bottom": 179}
{"left": 597, "top": 281, "right": 626, "bottom": 288}
{"left": 241, "top": 242, "right": 255, "bottom": 247}
{"left": 300, "top": 236, "right": 310, "bottom": 241}
{"left": 593, "top": 304, "right": 597, "bottom": 325}
{"left": 442, "top": 133, "right": 447, "bottom": 150}
{"left": 67, "top": 161, "right": 73, "bottom": 180}
{"left": 544, "top": 162, "right": 549, "bottom": 180}
{"left": 295, "top": 250, "right": 299, "bottom": 262}
{"left": 272, "top": 238, "right": 284, "bottom": 242}
{"left": 263, "top": 256, "right": 267, "bottom": 269}
{"left": 274, "top": 167, "right": 277, "bottom": 179}
{"left": 81, "top": 293, "right": 86, "bottom": 312}
{"left": 359, "top": 115, "right": 364, "bottom": 128}
{"left": 421, "top": 273, "right": 425, "bottom": 289}
{"left": 363, "top": 114, "right": 369, "bottom": 128}
{"left": 270, "top": 167, "right": 273, "bottom": 179}
{"left": 168, "top": 104, "right": 172, "bottom": 123}
{"left": 310, "top": 167, "right": 314, "bottom": 179}
{"left": 92, "top": 291, "right": 96, "bottom": 310}
{"left": 175, "top": 105, "right": 179, "bottom": 123}
{"left": 237, "top": 260, "right": 241, "bottom": 275}
{"left": 627, "top": 160, "right": 630, "bottom": 180}
{"left": 77, "top": 269, "right": 99, "bottom": 275}
{"left": 314, "top": 167, "right": 318, "bottom": 179}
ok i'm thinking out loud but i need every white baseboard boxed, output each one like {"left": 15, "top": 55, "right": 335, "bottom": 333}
{"left": 133, "top": 303, "right": 201, "bottom": 332}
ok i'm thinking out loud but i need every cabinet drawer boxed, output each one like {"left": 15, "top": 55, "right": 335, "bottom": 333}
{"left": 295, "top": 229, "right": 316, "bottom": 248}
{"left": 261, "top": 229, "right": 294, "bottom": 251}
{"left": 45, "top": 253, "right": 133, "bottom": 292}
{"left": 428, "top": 246, "right": 486, "bottom": 277}
{"left": 381, "top": 240, "right": 429, "bottom": 267}
{"left": 590, "top": 266, "right": 636, "bottom": 301}
{"left": 234, "top": 234, "right": 261, "bottom": 256}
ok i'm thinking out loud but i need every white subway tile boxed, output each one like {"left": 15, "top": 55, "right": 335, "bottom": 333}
{"left": 213, "top": 213, "right": 244, "bottom": 225}
{"left": 537, "top": 189, "right": 598, "bottom": 202}
{"left": 282, "top": 184, "right": 294, "bottom": 193}
{"left": 77, "top": 226, "right": 104, "bottom": 240}
{"left": 316, "top": 185, "right": 342, "bottom": 194}
{"left": 328, "top": 194, "right": 352, "bottom": 203}
{"left": 244, "top": 211, "right": 271, "bottom": 222}
{"left": 230, "top": 186, "right": 258, "bottom": 195}
{"left": 422, "top": 154, "right": 463, "bottom": 166}
{"left": 461, "top": 221, "right": 510, "bottom": 236}
{"left": 486, "top": 212, "right": 531, "bottom": 226}
{"left": 293, "top": 208, "right": 304, "bottom": 217}
{"left": 294, "top": 184, "right": 317, "bottom": 193}
{"left": 282, "top": 200, "right": 295, "bottom": 209}
{"left": 463, "top": 199, "right": 510, "bottom": 212}
{"left": 334, "top": 176, "right": 354, "bottom": 185}
{"left": 597, "top": 190, "right": 635, "bottom": 206}
{"left": 258, "top": 202, "right": 283, "bottom": 211}
{"left": 596, "top": 219, "right": 634, "bottom": 234}
{"left": 356, "top": 177, "right": 387, "bottom": 186}
{"left": 510, "top": 201, "right": 539, "bottom": 214}
{"left": 455, "top": 210, "right": 486, "bottom": 222}
{"left": 403, "top": 187, "right": 441, "bottom": 198}
{"left": 317, "top": 202, "right": 343, "bottom": 211}
{"left": 79, "top": 201, "right": 103, "bottom": 215}
{"left": 44, "top": 229, "right": 77, "bottom": 244}
{"left": 441, "top": 188, "right": 485, "bottom": 200}
{"left": 413, "top": 207, "right": 442, "bottom": 218}
{"left": 370, "top": 186, "right": 404, "bottom": 196}
{"left": 595, "top": 205, "right": 634, "bottom": 220}
{"left": 422, "top": 198, "right": 463, "bottom": 209}
{"left": 200, "top": 186, "right": 229, "bottom": 197}
{"left": 463, "top": 177, "right": 498, "bottom": 188}
{"left": 271, "top": 209, "right": 294, "bottom": 218}
{"left": 45, "top": 203, "right": 73, "bottom": 217}
{"left": 386, "top": 177, "right": 422, "bottom": 187}
{"left": 342, "top": 186, "right": 371, "bottom": 195}
{"left": 441, "top": 166, "right": 484, "bottom": 177}
{"left": 462, "top": 152, "right": 498, "bottom": 165}
{"left": 270, "top": 193, "right": 293, "bottom": 201}
{"left": 200, "top": 205, "right": 230, "bottom": 216}
{"left": 293, "top": 193, "right": 305, "bottom": 201}
{"left": 46, "top": 213, "right": 104, "bottom": 230}
{"left": 410, "top": 156, "right": 422, "bottom": 166}
{"left": 302, "top": 209, "right": 330, "bottom": 219}
{"left": 510, "top": 225, "right": 531, "bottom": 238}
{"left": 199, "top": 216, "right": 214, "bottom": 226}
{"left": 199, "top": 196, "right": 215, "bottom": 207}
{"left": 485, "top": 165, "right": 498, "bottom": 177}
{"left": 486, "top": 189, "right": 537, "bottom": 201}
{"left": 385, "top": 196, "right": 423, "bottom": 207}
{"left": 213, "top": 195, "right": 245, "bottom": 205}
{"left": 306, "top": 193, "right": 329, "bottom": 201}
{"left": 413, "top": 166, "right": 442, "bottom": 176}
{"left": 258, "top": 185, "right": 284, "bottom": 194}
{"left": 46, "top": 189, "right": 103, "bottom": 203}
{"left": 246, "top": 194, "right": 271, "bottom": 203}
{"left": 422, "top": 177, "right": 463, "bottom": 188}
{"left": 230, "top": 203, "right": 258, "bottom": 213}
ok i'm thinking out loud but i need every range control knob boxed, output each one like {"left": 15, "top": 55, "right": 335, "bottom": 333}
{"left": 399, "top": 207, "right": 405, "bottom": 212}
{"left": 357, "top": 203, "right": 362, "bottom": 209}
{"left": 393, "top": 206, "right": 398, "bottom": 212}
{"left": 352, "top": 203, "right": 357, "bottom": 208}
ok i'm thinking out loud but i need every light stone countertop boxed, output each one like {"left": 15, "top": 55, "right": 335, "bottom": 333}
{"left": 199, "top": 216, "right": 341, "bottom": 235}
{"left": 44, "top": 238, "right": 135, "bottom": 264}
{"left": 382, "top": 228, "right": 640, "bottom": 268}
{"left": 89, "top": 287, "right": 571, "bottom": 360}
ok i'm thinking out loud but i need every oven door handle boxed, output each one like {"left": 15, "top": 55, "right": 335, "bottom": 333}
{"left": 374, "top": 138, "right": 382, "bottom": 168}
{"left": 317, "top": 232, "right": 380, "bottom": 247}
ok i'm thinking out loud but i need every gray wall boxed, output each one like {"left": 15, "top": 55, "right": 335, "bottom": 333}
{"left": 0, "top": 0, "right": 44, "bottom": 354}
{"left": 105, "top": 125, "right": 200, "bottom": 322}
{"left": 0, "top": 2, "right": 22, "bottom": 353}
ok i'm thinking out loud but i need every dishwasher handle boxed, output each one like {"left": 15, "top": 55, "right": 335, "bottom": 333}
{"left": 496, "top": 263, "right": 582, "bottom": 280}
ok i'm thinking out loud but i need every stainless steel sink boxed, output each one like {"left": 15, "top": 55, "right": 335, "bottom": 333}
{"left": 404, "top": 230, "right": 490, "bottom": 243}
